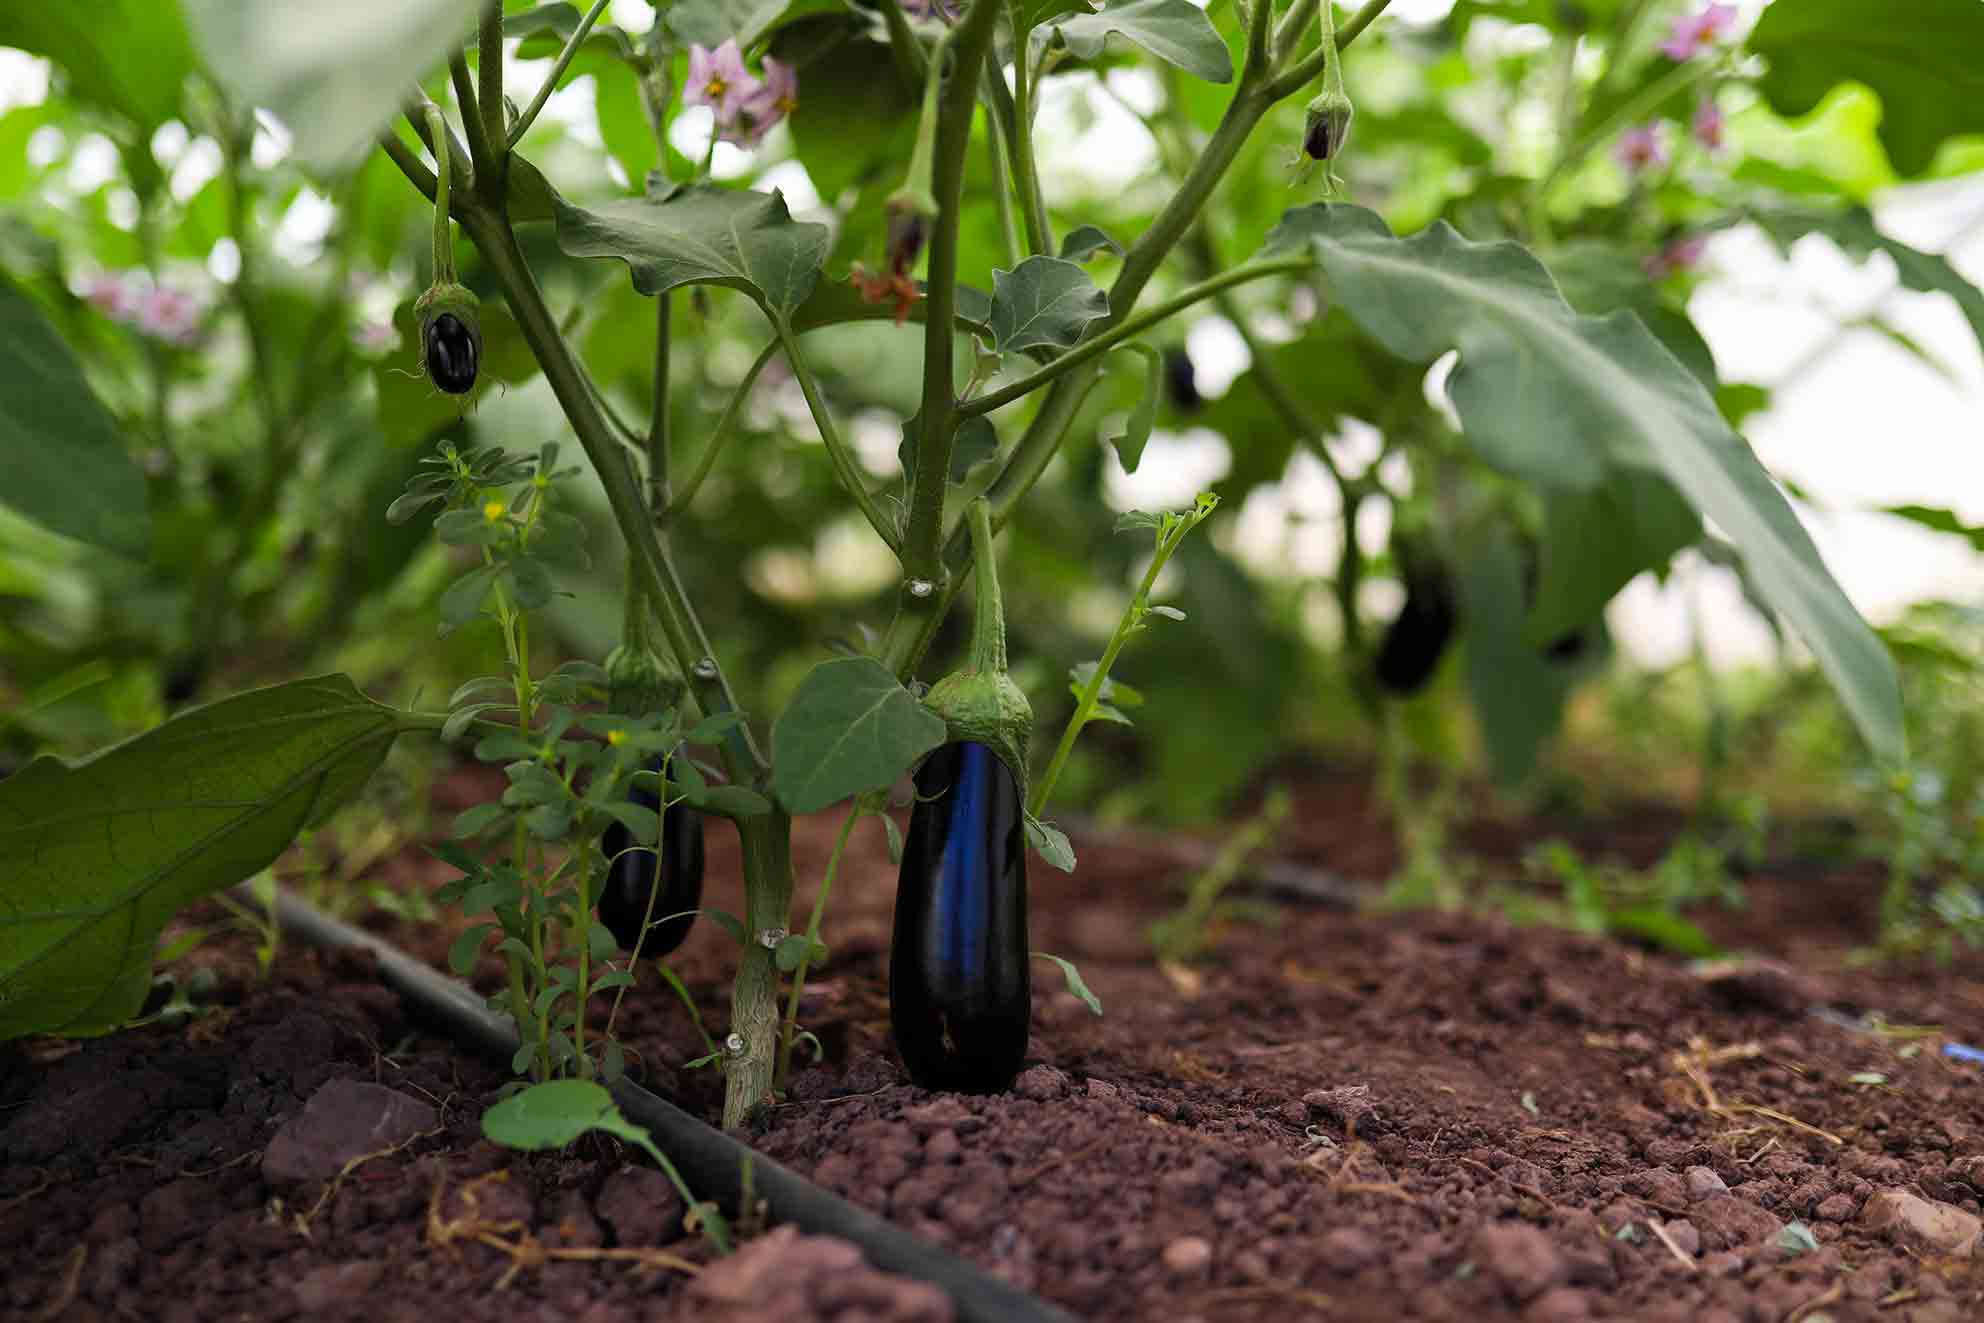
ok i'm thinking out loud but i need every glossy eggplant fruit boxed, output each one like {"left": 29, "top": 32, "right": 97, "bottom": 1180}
{"left": 597, "top": 758, "right": 704, "bottom": 959}
{"left": 1374, "top": 565, "right": 1457, "bottom": 696}
{"left": 423, "top": 311, "right": 480, "bottom": 395}
{"left": 890, "top": 741, "right": 1030, "bottom": 1093}
{"left": 1163, "top": 346, "right": 1201, "bottom": 412}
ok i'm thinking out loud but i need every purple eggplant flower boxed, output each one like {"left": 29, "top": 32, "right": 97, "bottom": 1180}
{"left": 1659, "top": 3, "right": 1737, "bottom": 61}
{"left": 684, "top": 40, "right": 761, "bottom": 125}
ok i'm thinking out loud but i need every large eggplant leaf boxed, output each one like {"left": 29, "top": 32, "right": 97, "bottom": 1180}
{"left": 0, "top": 276, "right": 149, "bottom": 558}
{"left": 667, "top": 0, "right": 850, "bottom": 51}
{"left": 550, "top": 183, "right": 831, "bottom": 323}
{"left": 0, "top": 677, "right": 403, "bottom": 1039}
{"left": 1748, "top": 0, "right": 1984, "bottom": 177}
{"left": 1884, "top": 504, "right": 1984, "bottom": 553}
{"left": 770, "top": 658, "right": 945, "bottom": 814}
{"left": 0, "top": 3, "right": 194, "bottom": 134}
{"left": 1457, "top": 522, "right": 1593, "bottom": 784}
{"left": 1263, "top": 204, "right": 1903, "bottom": 764}
{"left": 185, "top": 0, "right": 482, "bottom": 173}
{"left": 1035, "top": 0, "right": 1234, "bottom": 84}
{"left": 1749, "top": 207, "right": 1984, "bottom": 363}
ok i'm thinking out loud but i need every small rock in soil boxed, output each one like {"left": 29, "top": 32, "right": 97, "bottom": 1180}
{"left": 1014, "top": 1065, "right": 1071, "bottom": 1101}
{"left": 1814, "top": 1193, "right": 1858, "bottom": 1221}
{"left": 1303, "top": 1085, "right": 1378, "bottom": 1132}
{"left": 1684, "top": 1166, "right": 1729, "bottom": 1199}
{"left": 1470, "top": 1222, "right": 1568, "bottom": 1303}
{"left": 1858, "top": 1188, "right": 1982, "bottom": 1255}
{"left": 688, "top": 1224, "right": 952, "bottom": 1322}
{"left": 1161, "top": 1236, "right": 1213, "bottom": 1276}
{"left": 1317, "top": 1228, "right": 1380, "bottom": 1275}
{"left": 292, "top": 1261, "right": 383, "bottom": 1313}
{"left": 260, "top": 1079, "right": 437, "bottom": 1187}
{"left": 1690, "top": 1194, "right": 1783, "bottom": 1250}
{"left": 1627, "top": 1167, "right": 1689, "bottom": 1207}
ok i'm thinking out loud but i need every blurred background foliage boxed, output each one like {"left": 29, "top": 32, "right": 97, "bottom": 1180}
{"left": 1, "top": 0, "right": 1980, "bottom": 943}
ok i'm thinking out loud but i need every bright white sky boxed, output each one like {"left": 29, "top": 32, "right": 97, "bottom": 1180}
{"left": 3, "top": 0, "right": 1979, "bottom": 672}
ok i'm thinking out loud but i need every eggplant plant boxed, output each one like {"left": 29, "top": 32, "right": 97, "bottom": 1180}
{"left": 12, "top": 0, "right": 1984, "bottom": 1134}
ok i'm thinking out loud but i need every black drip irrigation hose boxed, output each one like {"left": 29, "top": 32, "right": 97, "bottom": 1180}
{"left": 266, "top": 888, "right": 1079, "bottom": 1323}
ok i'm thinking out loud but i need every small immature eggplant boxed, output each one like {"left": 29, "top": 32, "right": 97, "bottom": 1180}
{"left": 890, "top": 740, "right": 1030, "bottom": 1093}
{"left": 1163, "top": 346, "right": 1201, "bottom": 413}
{"left": 892, "top": 499, "right": 1035, "bottom": 1093}
{"left": 1374, "top": 547, "right": 1456, "bottom": 697}
{"left": 414, "top": 281, "right": 482, "bottom": 397}
{"left": 597, "top": 756, "right": 705, "bottom": 959}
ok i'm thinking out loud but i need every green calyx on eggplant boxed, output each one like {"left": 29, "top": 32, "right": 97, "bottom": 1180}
{"left": 597, "top": 754, "right": 705, "bottom": 959}
{"left": 890, "top": 739, "right": 1030, "bottom": 1093}
{"left": 415, "top": 281, "right": 482, "bottom": 396}
{"left": 920, "top": 499, "right": 1033, "bottom": 796}
{"left": 1374, "top": 536, "right": 1456, "bottom": 696}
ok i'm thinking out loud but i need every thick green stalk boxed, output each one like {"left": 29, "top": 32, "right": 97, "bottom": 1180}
{"left": 450, "top": 54, "right": 492, "bottom": 174}
{"left": 725, "top": 808, "right": 795, "bottom": 1129}
{"left": 1269, "top": 0, "right": 1396, "bottom": 98}
{"left": 478, "top": 2, "right": 508, "bottom": 174}
{"left": 963, "top": 499, "right": 1008, "bottom": 674}
{"left": 901, "top": 0, "right": 1005, "bottom": 589}
{"left": 649, "top": 294, "right": 672, "bottom": 522}
{"left": 425, "top": 107, "right": 456, "bottom": 281}
{"left": 980, "top": 71, "right": 1024, "bottom": 266}
{"left": 1005, "top": 22, "right": 1053, "bottom": 255}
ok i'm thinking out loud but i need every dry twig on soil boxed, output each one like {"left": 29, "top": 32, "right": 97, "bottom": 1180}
{"left": 426, "top": 1172, "right": 700, "bottom": 1288}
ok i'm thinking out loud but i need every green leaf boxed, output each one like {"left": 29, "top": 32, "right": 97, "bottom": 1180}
{"left": 770, "top": 657, "right": 946, "bottom": 814}
{"left": 504, "top": 3, "right": 639, "bottom": 66}
{"left": 550, "top": 182, "right": 831, "bottom": 322}
{"left": 1529, "top": 476, "right": 1700, "bottom": 646}
{"left": 987, "top": 256, "right": 1111, "bottom": 356}
{"left": 1032, "top": 951, "right": 1102, "bottom": 1014}
{"left": 439, "top": 565, "right": 500, "bottom": 632}
{"left": 1059, "top": 224, "right": 1124, "bottom": 264}
{"left": 1604, "top": 907, "right": 1718, "bottom": 959}
{"left": 1776, "top": 1222, "right": 1821, "bottom": 1255}
{"left": 1035, "top": 0, "right": 1234, "bottom": 84}
{"left": 1024, "top": 812, "right": 1076, "bottom": 873}
{"left": 1883, "top": 504, "right": 1984, "bottom": 552}
{"left": 1265, "top": 204, "right": 1903, "bottom": 765}
{"left": 773, "top": 934, "right": 828, "bottom": 972}
{"left": 1104, "top": 345, "right": 1161, "bottom": 473}
{"left": 0, "top": 677, "right": 399, "bottom": 1039}
{"left": 1545, "top": 241, "right": 1719, "bottom": 387}
{"left": 1748, "top": 0, "right": 1984, "bottom": 177}
{"left": 448, "top": 925, "right": 493, "bottom": 975}
{"left": 1751, "top": 207, "right": 1984, "bottom": 365}
{"left": 482, "top": 1078, "right": 624, "bottom": 1149}
{"left": 0, "top": 3, "right": 193, "bottom": 133}
{"left": 680, "top": 783, "right": 774, "bottom": 819}
{"left": 599, "top": 799, "right": 660, "bottom": 845}
{"left": 0, "top": 278, "right": 149, "bottom": 557}
{"left": 185, "top": 0, "right": 484, "bottom": 174}
{"left": 899, "top": 412, "right": 1000, "bottom": 489}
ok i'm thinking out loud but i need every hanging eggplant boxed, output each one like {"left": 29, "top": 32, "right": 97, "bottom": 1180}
{"left": 597, "top": 754, "right": 705, "bottom": 959}
{"left": 891, "top": 500, "right": 1034, "bottom": 1093}
{"left": 1374, "top": 537, "right": 1456, "bottom": 696}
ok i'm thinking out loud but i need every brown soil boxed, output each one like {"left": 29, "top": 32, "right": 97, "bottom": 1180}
{"left": 6, "top": 765, "right": 1983, "bottom": 1322}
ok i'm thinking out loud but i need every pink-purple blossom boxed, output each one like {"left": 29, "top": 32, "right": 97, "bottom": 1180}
{"left": 1615, "top": 123, "right": 1669, "bottom": 174}
{"left": 1692, "top": 97, "right": 1725, "bottom": 150}
{"left": 1644, "top": 235, "right": 1709, "bottom": 280}
{"left": 685, "top": 42, "right": 799, "bottom": 148}
{"left": 85, "top": 270, "right": 205, "bottom": 346}
{"left": 685, "top": 41, "right": 760, "bottom": 124}
{"left": 1659, "top": 3, "right": 1737, "bottom": 61}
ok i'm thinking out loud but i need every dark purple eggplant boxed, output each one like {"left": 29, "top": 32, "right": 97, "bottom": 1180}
{"left": 423, "top": 312, "right": 479, "bottom": 395}
{"left": 1163, "top": 347, "right": 1201, "bottom": 412}
{"left": 889, "top": 740, "right": 1030, "bottom": 1093}
{"left": 597, "top": 756, "right": 704, "bottom": 959}
{"left": 1374, "top": 552, "right": 1456, "bottom": 696}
